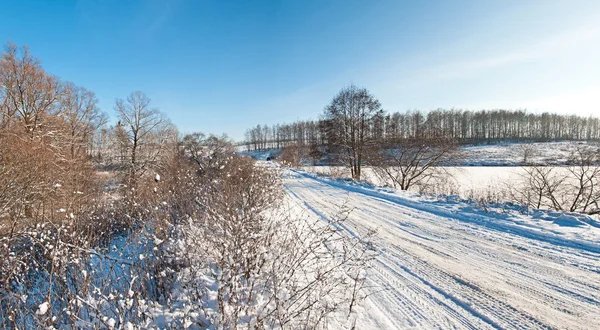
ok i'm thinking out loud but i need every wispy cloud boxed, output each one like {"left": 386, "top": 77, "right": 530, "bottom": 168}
{"left": 145, "top": 0, "right": 180, "bottom": 35}
{"left": 235, "top": 9, "right": 600, "bottom": 123}
{"left": 395, "top": 18, "right": 600, "bottom": 89}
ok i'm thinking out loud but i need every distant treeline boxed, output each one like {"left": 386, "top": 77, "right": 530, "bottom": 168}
{"left": 245, "top": 109, "right": 600, "bottom": 150}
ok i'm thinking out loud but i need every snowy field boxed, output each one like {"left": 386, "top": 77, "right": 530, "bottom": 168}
{"left": 460, "top": 141, "right": 598, "bottom": 166}
{"left": 284, "top": 168, "right": 600, "bottom": 329}
{"left": 300, "top": 165, "right": 523, "bottom": 196}
{"left": 240, "top": 141, "right": 599, "bottom": 166}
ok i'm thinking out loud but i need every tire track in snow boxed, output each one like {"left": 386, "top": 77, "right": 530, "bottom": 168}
{"left": 354, "top": 201, "right": 600, "bottom": 321}
{"left": 284, "top": 170, "right": 600, "bottom": 329}
{"left": 287, "top": 183, "right": 495, "bottom": 329}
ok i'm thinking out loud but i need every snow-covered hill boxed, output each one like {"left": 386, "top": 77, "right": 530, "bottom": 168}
{"left": 461, "top": 141, "right": 598, "bottom": 166}
{"left": 240, "top": 141, "right": 599, "bottom": 166}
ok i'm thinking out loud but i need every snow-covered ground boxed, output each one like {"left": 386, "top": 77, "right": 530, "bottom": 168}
{"left": 284, "top": 169, "right": 600, "bottom": 329}
{"left": 460, "top": 141, "right": 598, "bottom": 166}
{"left": 299, "top": 165, "right": 596, "bottom": 203}
{"left": 240, "top": 141, "right": 599, "bottom": 166}
{"left": 237, "top": 148, "right": 279, "bottom": 161}
{"left": 300, "top": 165, "right": 523, "bottom": 196}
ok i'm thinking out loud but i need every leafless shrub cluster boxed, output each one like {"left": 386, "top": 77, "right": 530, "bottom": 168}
{"left": 510, "top": 145, "right": 600, "bottom": 215}
{"left": 0, "top": 42, "right": 177, "bottom": 328}
{"left": 279, "top": 144, "right": 322, "bottom": 167}
{"left": 516, "top": 143, "right": 541, "bottom": 165}
{"left": 0, "top": 42, "right": 374, "bottom": 328}
{"left": 0, "top": 212, "right": 166, "bottom": 328}
{"left": 0, "top": 43, "right": 106, "bottom": 235}
{"left": 371, "top": 137, "right": 460, "bottom": 191}
{"left": 157, "top": 134, "right": 376, "bottom": 329}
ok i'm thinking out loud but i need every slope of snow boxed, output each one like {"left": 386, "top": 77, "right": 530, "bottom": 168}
{"left": 460, "top": 141, "right": 598, "bottom": 166}
{"left": 241, "top": 141, "right": 599, "bottom": 166}
{"left": 284, "top": 169, "right": 600, "bottom": 329}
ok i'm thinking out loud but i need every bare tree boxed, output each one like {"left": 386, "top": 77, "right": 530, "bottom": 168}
{"left": 516, "top": 143, "right": 540, "bottom": 165}
{"left": 372, "top": 137, "right": 458, "bottom": 190}
{"left": 59, "top": 82, "right": 107, "bottom": 159}
{"left": 513, "top": 166, "right": 565, "bottom": 210}
{"left": 323, "top": 85, "right": 382, "bottom": 180}
{"left": 0, "top": 42, "right": 61, "bottom": 135}
{"left": 565, "top": 146, "right": 600, "bottom": 214}
{"left": 513, "top": 145, "right": 600, "bottom": 214}
{"left": 181, "top": 132, "right": 235, "bottom": 176}
{"left": 115, "top": 91, "right": 175, "bottom": 202}
{"left": 0, "top": 43, "right": 102, "bottom": 233}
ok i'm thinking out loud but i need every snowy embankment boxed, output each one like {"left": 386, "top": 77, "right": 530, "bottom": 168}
{"left": 284, "top": 168, "right": 600, "bottom": 329}
{"left": 460, "top": 141, "right": 597, "bottom": 166}
{"left": 240, "top": 141, "right": 598, "bottom": 166}
{"left": 291, "top": 169, "right": 600, "bottom": 250}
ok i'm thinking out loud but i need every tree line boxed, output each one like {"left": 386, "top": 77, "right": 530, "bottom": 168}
{"left": 247, "top": 85, "right": 600, "bottom": 193}
{"left": 245, "top": 107, "right": 600, "bottom": 151}
{"left": 272, "top": 85, "right": 600, "bottom": 216}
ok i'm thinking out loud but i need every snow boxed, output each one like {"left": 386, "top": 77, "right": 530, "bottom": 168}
{"left": 238, "top": 149, "right": 280, "bottom": 161}
{"left": 299, "top": 165, "right": 584, "bottom": 201}
{"left": 10, "top": 141, "right": 600, "bottom": 328}
{"left": 460, "top": 141, "right": 598, "bottom": 166}
{"left": 284, "top": 168, "right": 600, "bottom": 329}
{"left": 36, "top": 302, "right": 49, "bottom": 315}
{"left": 240, "top": 141, "right": 599, "bottom": 166}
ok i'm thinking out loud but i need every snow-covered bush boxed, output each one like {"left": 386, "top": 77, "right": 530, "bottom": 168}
{"left": 509, "top": 144, "right": 600, "bottom": 215}
{"left": 0, "top": 204, "right": 144, "bottom": 328}
{"left": 154, "top": 135, "right": 376, "bottom": 329}
{"left": 0, "top": 131, "right": 375, "bottom": 329}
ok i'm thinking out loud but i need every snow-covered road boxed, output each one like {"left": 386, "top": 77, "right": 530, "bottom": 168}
{"left": 284, "top": 170, "right": 600, "bottom": 330}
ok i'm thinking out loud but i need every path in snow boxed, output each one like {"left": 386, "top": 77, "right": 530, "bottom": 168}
{"left": 284, "top": 170, "right": 600, "bottom": 330}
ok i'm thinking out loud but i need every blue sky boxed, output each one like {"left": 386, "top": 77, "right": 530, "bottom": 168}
{"left": 1, "top": 0, "right": 599, "bottom": 140}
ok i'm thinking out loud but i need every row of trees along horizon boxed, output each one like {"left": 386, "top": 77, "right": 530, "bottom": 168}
{"left": 244, "top": 105, "right": 600, "bottom": 152}
{"left": 244, "top": 85, "right": 600, "bottom": 184}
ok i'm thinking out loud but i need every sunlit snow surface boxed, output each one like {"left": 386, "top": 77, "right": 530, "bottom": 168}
{"left": 241, "top": 141, "right": 598, "bottom": 166}
{"left": 284, "top": 168, "right": 600, "bottom": 329}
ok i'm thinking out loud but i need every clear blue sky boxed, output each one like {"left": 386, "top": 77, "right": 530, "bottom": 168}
{"left": 1, "top": 0, "right": 599, "bottom": 141}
